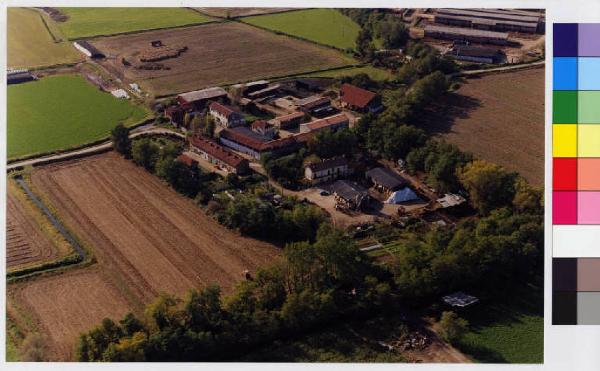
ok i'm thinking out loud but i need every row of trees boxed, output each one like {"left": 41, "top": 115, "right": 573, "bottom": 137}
{"left": 77, "top": 225, "right": 390, "bottom": 361}
{"left": 213, "top": 192, "right": 327, "bottom": 244}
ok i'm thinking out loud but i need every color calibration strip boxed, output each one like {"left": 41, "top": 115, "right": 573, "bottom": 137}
{"left": 553, "top": 23, "right": 600, "bottom": 325}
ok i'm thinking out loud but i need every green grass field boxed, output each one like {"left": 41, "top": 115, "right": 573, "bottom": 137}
{"left": 8, "top": 8, "right": 82, "bottom": 69}
{"left": 458, "top": 284, "right": 543, "bottom": 363}
{"left": 8, "top": 75, "right": 149, "bottom": 159}
{"left": 57, "top": 7, "right": 212, "bottom": 39}
{"left": 242, "top": 9, "right": 360, "bottom": 50}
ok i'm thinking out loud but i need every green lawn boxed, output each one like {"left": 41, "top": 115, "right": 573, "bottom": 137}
{"left": 8, "top": 74, "right": 149, "bottom": 159}
{"left": 57, "top": 7, "right": 212, "bottom": 39}
{"left": 458, "top": 284, "right": 544, "bottom": 363}
{"left": 242, "top": 9, "right": 361, "bottom": 50}
{"left": 8, "top": 8, "right": 81, "bottom": 69}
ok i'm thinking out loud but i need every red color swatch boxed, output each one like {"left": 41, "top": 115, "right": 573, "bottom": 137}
{"left": 554, "top": 158, "right": 578, "bottom": 190}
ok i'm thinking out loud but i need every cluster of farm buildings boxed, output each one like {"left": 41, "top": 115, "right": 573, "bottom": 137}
{"left": 164, "top": 79, "right": 464, "bottom": 218}
{"left": 395, "top": 8, "right": 545, "bottom": 64}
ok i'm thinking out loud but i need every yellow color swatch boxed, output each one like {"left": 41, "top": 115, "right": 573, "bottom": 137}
{"left": 579, "top": 125, "right": 600, "bottom": 157}
{"left": 553, "top": 124, "right": 578, "bottom": 157}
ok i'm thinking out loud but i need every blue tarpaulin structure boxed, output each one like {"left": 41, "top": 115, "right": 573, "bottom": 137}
{"left": 386, "top": 187, "right": 420, "bottom": 204}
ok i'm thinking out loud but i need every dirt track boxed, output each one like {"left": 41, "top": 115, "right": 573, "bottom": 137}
{"left": 6, "top": 189, "right": 59, "bottom": 270}
{"left": 92, "top": 22, "right": 351, "bottom": 96}
{"left": 30, "top": 153, "right": 280, "bottom": 300}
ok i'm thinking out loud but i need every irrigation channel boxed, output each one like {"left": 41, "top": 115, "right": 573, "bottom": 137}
{"left": 14, "top": 176, "right": 86, "bottom": 261}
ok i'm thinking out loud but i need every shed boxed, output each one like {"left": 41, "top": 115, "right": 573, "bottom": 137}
{"left": 365, "top": 167, "right": 406, "bottom": 193}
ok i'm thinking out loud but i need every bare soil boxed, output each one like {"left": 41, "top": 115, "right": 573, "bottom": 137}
{"left": 91, "top": 22, "right": 351, "bottom": 96}
{"left": 8, "top": 268, "right": 134, "bottom": 361}
{"left": 7, "top": 152, "right": 280, "bottom": 360}
{"left": 6, "top": 189, "right": 60, "bottom": 271}
{"left": 30, "top": 153, "right": 280, "bottom": 301}
{"left": 425, "top": 67, "right": 545, "bottom": 186}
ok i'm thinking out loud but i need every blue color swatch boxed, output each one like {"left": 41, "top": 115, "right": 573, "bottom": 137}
{"left": 554, "top": 57, "right": 578, "bottom": 90}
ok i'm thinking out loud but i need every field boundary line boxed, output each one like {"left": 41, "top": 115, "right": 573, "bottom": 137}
{"left": 70, "top": 19, "right": 225, "bottom": 42}
{"left": 152, "top": 64, "right": 362, "bottom": 99}
{"left": 7, "top": 128, "right": 184, "bottom": 171}
{"left": 193, "top": 7, "right": 310, "bottom": 20}
{"left": 7, "top": 177, "right": 92, "bottom": 282}
{"left": 7, "top": 116, "right": 155, "bottom": 164}
{"left": 36, "top": 11, "right": 62, "bottom": 43}
{"left": 236, "top": 17, "right": 355, "bottom": 54}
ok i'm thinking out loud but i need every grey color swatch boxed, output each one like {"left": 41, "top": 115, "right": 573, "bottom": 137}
{"left": 577, "top": 292, "right": 600, "bottom": 324}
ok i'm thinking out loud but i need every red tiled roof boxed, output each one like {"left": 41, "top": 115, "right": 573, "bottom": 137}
{"left": 209, "top": 101, "right": 238, "bottom": 119}
{"left": 177, "top": 154, "right": 196, "bottom": 167}
{"left": 251, "top": 120, "right": 270, "bottom": 130}
{"left": 273, "top": 111, "right": 305, "bottom": 123}
{"left": 190, "top": 135, "right": 247, "bottom": 168}
{"left": 306, "top": 113, "right": 349, "bottom": 131}
{"left": 220, "top": 128, "right": 297, "bottom": 152}
{"left": 340, "top": 83, "right": 378, "bottom": 109}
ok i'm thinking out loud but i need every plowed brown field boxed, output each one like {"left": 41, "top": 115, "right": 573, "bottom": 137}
{"left": 8, "top": 152, "right": 280, "bottom": 360}
{"left": 91, "top": 22, "right": 352, "bottom": 96}
{"left": 427, "top": 67, "right": 545, "bottom": 186}
{"left": 6, "top": 189, "right": 59, "bottom": 271}
{"left": 30, "top": 152, "right": 280, "bottom": 300}
{"left": 8, "top": 268, "right": 134, "bottom": 361}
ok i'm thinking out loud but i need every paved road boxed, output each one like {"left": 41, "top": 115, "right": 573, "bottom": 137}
{"left": 7, "top": 126, "right": 184, "bottom": 171}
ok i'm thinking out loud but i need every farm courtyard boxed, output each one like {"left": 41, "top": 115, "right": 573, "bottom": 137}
{"left": 7, "top": 153, "right": 281, "bottom": 360}
{"left": 426, "top": 67, "right": 545, "bottom": 186}
{"left": 91, "top": 22, "right": 355, "bottom": 96}
{"left": 7, "top": 74, "right": 149, "bottom": 159}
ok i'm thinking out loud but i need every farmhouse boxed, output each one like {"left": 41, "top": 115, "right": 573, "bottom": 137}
{"left": 190, "top": 135, "right": 250, "bottom": 174}
{"left": 365, "top": 167, "right": 406, "bottom": 194}
{"left": 268, "top": 111, "right": 306, "bottom": 129}
{"left": 209, "top": 101, "right": 246, "bottom": 128}
{"left": 73, "top": 41, "right": 105, "bottom": 59}
{"left": 304, "top": 157, "right": 350, "bottom": 185}
{"left": 251, "top": 120, "right": 276, "bottom": 139}
{"left": 339, "top": 83, "right": 383, "bottom": 113}
{"left": 331, "top": 180, "right": 370, "bottom": 211}
{"left": 177, "top": 87, "right": 228, "bottom": 110}
{"left": 446, "top": 45, "right": 504, "bottom": 64}
{"left": 219, "top": 127, "right": 299, "bottom": 159}
{"left": 423, "top": 24, "right": 509, "bottom": 45}
{"left": 300, "top": 113, "right": 350, "bottom": 133}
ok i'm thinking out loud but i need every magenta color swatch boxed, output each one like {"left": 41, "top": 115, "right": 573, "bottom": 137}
{"left": 578, "top": 192, "right": 600, "bottom": 224}
{"left": 579, "top": 24, "right": 600, "bottom": 57}
{"left": 553, "top": 191, "right": 578, "bottom": 224}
